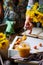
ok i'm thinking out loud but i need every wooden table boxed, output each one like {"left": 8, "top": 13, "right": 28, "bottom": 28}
{"left": 0, "top": 32, "right": 43, "bottom": 65}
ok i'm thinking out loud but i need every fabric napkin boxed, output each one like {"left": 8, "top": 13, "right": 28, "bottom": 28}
{"left": 11, "top": 53, "right": 43, "bottom": 65}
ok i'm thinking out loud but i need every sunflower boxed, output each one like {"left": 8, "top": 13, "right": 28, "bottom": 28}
{"left": 0, "top": 33, "right": 6, "bottom": 41}
{"left": 0, "top": 39, "right": 9, "bottom": 49}
{"left": 0, "top": 43, "right": 2, "bottom": 49}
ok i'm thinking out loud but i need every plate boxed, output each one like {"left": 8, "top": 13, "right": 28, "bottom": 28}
{"left": 8, "top": 36, "right": 43, "bottom": 57}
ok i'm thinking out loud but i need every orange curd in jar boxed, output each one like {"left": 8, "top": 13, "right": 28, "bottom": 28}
{"left": 18, "top": 43, "right": 30, "bottom": 58}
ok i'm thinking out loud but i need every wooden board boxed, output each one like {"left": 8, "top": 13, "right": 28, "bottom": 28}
{"left": 21, "top": 28, "right": 43, "bottom": 38}
{"left": 38, "top": 32, "right": 43, "bottom": 39}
